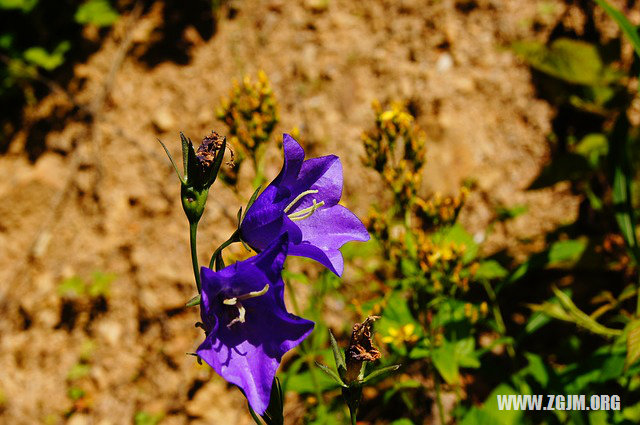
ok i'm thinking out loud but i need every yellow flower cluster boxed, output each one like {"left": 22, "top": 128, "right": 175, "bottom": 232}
{"left": 381, "top": 324, "right": 419, "bottom": 346}
{"left": 216, "top": 70, "right": 279, "bottom": 180}
{"left": 416, "top": 186, "right": 470, "bottom": 228}
{"left": 362, "top": 101, "right": 427, "bottom": 209}
{"left": 417, "top": 235, "right": 470, "bottom": 293}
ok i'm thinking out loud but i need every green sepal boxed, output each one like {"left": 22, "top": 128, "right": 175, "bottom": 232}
{"left": 157, "top": 138, "right": 185, "bottom": 184}
{"left": 186, "top": 138, "right": 199, "bottom": 186}
{"left": 315, "top": 361, "right": 347, "bottom": 387}
{"left": 180, "top": 132, "right": 190, "bottom": 177}
{"left": 329, "top": 330, "right": 347, "bottom": 380}
{"left": 243, "top": 184, "right": 263, "bottom": 222}
{"left": 204, "top": 136, "right": 226, "bottom": 189}
{"left": 237, "top": 207, "right": 243, "bottom": 229}
{"left": 181, "top": 184, "right": 209, "bottom": 224}
{"left": 185, "top": 294, "right": 201, "bottom": 307}
{"left": 360, "top": 364, "right": 400, "bottom": 384}
{"left": 215, "top": 252, "right": 225, "bottom": 271}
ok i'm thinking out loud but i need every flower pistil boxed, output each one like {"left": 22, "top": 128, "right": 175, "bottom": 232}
{"left": 222, "top": 283, "right": 270, "bottom": 328}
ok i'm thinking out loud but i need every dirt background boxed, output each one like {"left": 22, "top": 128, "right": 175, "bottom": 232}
{"left": 1, "top": 0, "right": 634, "bottom": 424}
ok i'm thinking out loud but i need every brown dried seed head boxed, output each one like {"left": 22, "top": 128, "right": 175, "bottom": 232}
{"left": 197, "top": 131, "right": 225, "bottom": 167}
{"left": 346, "top": 316, "right": 382, "bottom": 362}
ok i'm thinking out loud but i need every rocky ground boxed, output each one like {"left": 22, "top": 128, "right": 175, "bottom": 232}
{"left": 2, "top": 0, "right": 631, "bottom": 423}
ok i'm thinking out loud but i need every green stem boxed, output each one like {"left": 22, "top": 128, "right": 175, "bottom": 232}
{"left": 349, "top": 404, "right": 357, "bottom": 425}
{"left": 208, "top": 229, "right": 241, "bottom": 269}
{"left": 190, "top": 221, "right": 201, "bottom": 293}
{"left": 284, "top": 279, "right": 301, "bottom": 315}
{"left": 433, "top": 369, "right": 445, "bottom": 425}
{"left": 481, "top": 280, "right": 515, "bottom": 358}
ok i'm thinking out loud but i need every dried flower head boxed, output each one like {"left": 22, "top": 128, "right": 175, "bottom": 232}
{"left": 345, "top": 316, "right": 381, "bottom": 382}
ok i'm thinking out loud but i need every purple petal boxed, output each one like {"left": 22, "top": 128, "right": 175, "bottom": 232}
{"left": 288, "top": 155, "right": 342, "bottom": 210}
{"left": 278, "top": 134, "right": 305, "bottom": 186}
{"left": 296, "top": 204, "right": 369, "bottom": 247}
{"left": 288, "top": 243, "right": 345, "bottom": 276}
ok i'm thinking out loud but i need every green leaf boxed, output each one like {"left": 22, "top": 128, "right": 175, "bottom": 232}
{"left": 180, "top": 132, "right": 190, "bottom": 177}
{"left": 432, "top": 223, "right": 478, "bottom": 263}
{"left": 455, "top": 338, "right": 480, "bottom": 369}
{"left": 157, "top": 138, "right": 185, "bottom": 184}
{"left": 0, "top": 33, "right": 13, "bottom": 49}
{"left": 134, "top": 411, "right": 164, "bottom": 425}
{"left": 522, "top": 353, "right": 549, "bottom": 387}
{"left": 204, "top": 137, "right": 227, "bottom": 189}
{"left": 328, "top": 330, "right": 346, "bottom": 377}
{"left": 594, "top": 0, "right": 640, "bottom": 57}
{"left": 432, "top": 342, "right": 459, "bottom": 384}
{"left": 243, "top": 184, "right": 263, "bottom": 223}
{"left": 67, "top": 363, "right": 91, "bottom": 381}
{"left": 609, "top": 115, "right": 639, "bottom": 260}
{"left": 512, "top": 38, "right": 613, "bottom": 85}
{"left": 88, "top": 271, "right": 115, "bottom": 297}
{"left": 505, "top": 239, "right": 587, "bottom": 288}
{"left": 495, "top": 204, "right": 528, "bottom": 221}
{"left": 185, "top": 294, "right": 201, "bottom": 307}
{"left": 390, "top": 420, "right": 414, "bottom": 425}
{"left": 575, "top": 133, "right": 608, "bottom": 168}
{"left": 475, "top": 260, "right": 508, "bottom": 280}
{"left": 548, "top": 239, "right": 588, "bottom": 265}
{"left": 536, "top": 287, "right": 624, "bottom": 338}
{"left": 67, "top": 387, "right": 85, "bottom": 401}
{"left": 0, "top": 0, "right": 38, "bottom": 12}
{"left": 75, "top": 0, "right": 119, "bottom": 27}
{"left": 23, "top": 41, "right": 70, "bottom": 71}
{"left": 58, "top": 276, "right": 86, "bottom": 297}
{"left": 626, "top": 319, "right": 640, "bottom": 369}
{"left": 314, "top": 361, "right": 346, "bottom": 387}
{"left": 361, "top": 364, "right": 400, "bottom": 384}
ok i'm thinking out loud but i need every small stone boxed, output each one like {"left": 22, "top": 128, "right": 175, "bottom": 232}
{"left": 436, "top": 53, "right": 454, "bottom": 73}
{"left": 152, "top": 107, "right": 176, "bottom": 133}
{"left": 96, "top": 321, "right": 123, "bottom": 346}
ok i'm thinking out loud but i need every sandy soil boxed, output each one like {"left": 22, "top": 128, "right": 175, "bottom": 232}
{"left": 2, "top": 0, "right": 627, "bottom": 423}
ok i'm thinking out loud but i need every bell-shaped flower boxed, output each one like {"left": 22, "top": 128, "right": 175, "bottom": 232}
{"left": 196, "top": 235, "right": 314, "bottom": 414}
{"left": 240, "top": 134, "right": 370, "bottom": 276}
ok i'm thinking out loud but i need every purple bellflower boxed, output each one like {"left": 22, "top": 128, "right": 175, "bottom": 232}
{"left": 196, "top": 235, "right": 314, "bottom": 414}
{"left": 240, "top": 134, "right": 370, "bottom": 276}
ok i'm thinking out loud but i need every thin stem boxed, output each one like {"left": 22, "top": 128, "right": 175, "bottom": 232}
{"left": 189, "top": 221, "right": 201, "bottom": 293}
{"left": 481, "top": 280, "right": 515, "bottom": 358}
{"left": 349, "top": 405, "right": 357, "bottom": 425}
{"left": 433, "top": 369, "right": 446, "bottom": 425}
{"left": 284, "top": 279, "right": 301, "bottom": 315}
{"left": 208, "top": 229, "right": 241, "bottom": 269}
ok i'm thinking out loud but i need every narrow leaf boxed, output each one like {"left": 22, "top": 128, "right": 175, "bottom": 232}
{"left": 361, "top": 364, "right": 400, "bottom": 384}
{"left": 185, "top": 294, "right": 201, "bottom": 307}
{"left": 186, "top": 139, "right": 199, "bottom": 185}
{"left": 314, "top": 361, "right": 347, "bottom": 387}
{"left": 205, "top": 137, "right": 227, "bottom": 188}
{"left": 328, "top": 330, "right": 347, "bottom": 376}
{"left": 552, "top": 287, "right": 623, "bottom": 337}
{"left": 243, "top": 184, "right": 263, "bottom": 222}
{"left": 609, "top": 114, "right": 639, "bottom": 261}
{"left": 157, "top": 139, "right": 185, "bottom": 184}
{"left": 626, "top": 319, "right": 640, "bottom": 369}
{"left": 180, "top": 132, "right": 190, "bottom": 176}
{"left": 594, "top": 0, "right": 640, "bottom": 58}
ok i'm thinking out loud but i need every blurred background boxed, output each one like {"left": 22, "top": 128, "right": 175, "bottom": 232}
{"left": 1, "top": 0, "right": 640, "bottom": 424}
